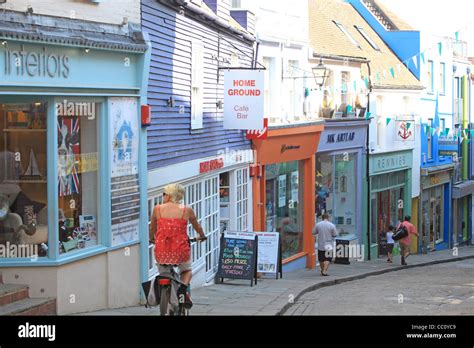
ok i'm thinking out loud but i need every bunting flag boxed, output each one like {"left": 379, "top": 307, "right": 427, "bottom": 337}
{"left": 382, "top": 70, "right": 387, "bottom": 79}
{"left": 365, "top": 111, "right": 371, "bottom": 120}
{"left": 406, "top": 122, "right": 411, "bottom": 130}
{"left": 347, "top": 105, "right": 353, "bottom": 113}
{"left": 364, "top": 77, "right": 369, "bottom": 89}
{"left": 386, "top": 118, "right": 391, "bottom": 126}
{"left": 376, "top": 72, "right": 380, "bottom": 82}
{"left": 438, "top": 42, "right": 443, "bottom": 56}
{"left": 389, "top": 67, "right": 395, "bottom": 78}
{"left": 446, "top": 128, "right": 450, "bottom": 136}
{"left": 412, "top": 56, "right": 418, "bottom": 69}
{"left": 421, "top": 52, "right": 425, "bottom": 64}
{"left": 455, "top": 31, "right": 459, "bottom": 41}
{"left": 425, "top": 125, "right": 430, "bottom": 135}
{"left": 353, "top": 80, "right": 357, "bottom": 92}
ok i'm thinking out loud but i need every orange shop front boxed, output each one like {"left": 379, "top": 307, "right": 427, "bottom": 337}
{"left": 251, "top": 122, "right": 324, "bottom": 270}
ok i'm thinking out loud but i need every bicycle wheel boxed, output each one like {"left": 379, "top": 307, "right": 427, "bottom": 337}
{"left": 159, "top": 285, "right": 170, "bottom": 316}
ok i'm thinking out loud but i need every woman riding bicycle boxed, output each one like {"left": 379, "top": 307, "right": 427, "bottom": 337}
{"left": 149, "top": 183, "right": 206, "bottom": 306}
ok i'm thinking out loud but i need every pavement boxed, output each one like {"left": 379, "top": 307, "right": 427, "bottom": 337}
{"left": 78, "top": 245, "right": 474, "bottom": 316}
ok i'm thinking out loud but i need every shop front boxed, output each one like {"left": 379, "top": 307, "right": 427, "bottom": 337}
{"left": 369, "top": 150, "right": 413, "bottom": 258}
{"left": 147, "top": 149, "right": 254, "bottom": 288}
{"left": 315, "top": 119, "right": 368, "bottom": 248}
{"left": 0, "top": 18, "right": 150, "bottom": 314}
{"left": 252, "top": 121, "right": 324, "bottom": 270}
{"left": 420, "top": 168, "right": 452, "bottom": 252}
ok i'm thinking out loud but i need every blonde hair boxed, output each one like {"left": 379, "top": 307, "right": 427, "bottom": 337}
{"left": 164, "top": 183, "right": 185, "bottom": 203}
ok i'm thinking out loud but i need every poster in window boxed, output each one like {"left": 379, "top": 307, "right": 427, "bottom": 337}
{"left": 290, "top": 171, "right": 299, "bottom": 203}
{"left": 109, "top": 97, "right": 140, "bottom": 246}
{"left": 278, "top": 175, "right": 286, "bottom": 208}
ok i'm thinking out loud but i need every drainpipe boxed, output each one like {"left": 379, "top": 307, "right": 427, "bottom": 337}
{"left": 365, "top": 60, "right": 373, "bottom": 260}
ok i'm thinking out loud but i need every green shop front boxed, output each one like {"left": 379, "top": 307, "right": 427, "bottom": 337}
{"left": 369, "top": 150, "right": 413, "bottom": 258}
{"left": 0, "top": 12, "right": 151, "bottom": 314}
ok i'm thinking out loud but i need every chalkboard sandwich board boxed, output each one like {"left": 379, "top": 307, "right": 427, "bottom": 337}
{"left": 216, "top": 231, "right": 258, "bottom": 286}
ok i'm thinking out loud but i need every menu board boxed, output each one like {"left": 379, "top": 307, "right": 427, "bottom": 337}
{"left": 216, "top": 231, "right": 258, "bottom": 286}
{"left": 255, "top": 232, "right": 282, "bottom": 278}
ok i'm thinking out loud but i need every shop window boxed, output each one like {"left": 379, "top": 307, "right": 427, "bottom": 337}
{"left": 57, "top": 103, "right": 99, "bottom": 254}
{"left": 316, "top": 153, "right": 357, "bottom": 237}
{"left": 0, "top": 102, "right": 48, "bottom": 258}
{"left": 266, "top": 161, "right": 304, "bottom": 259}
{"left": 184, "top": 182, "right": 203, "bottom": 264}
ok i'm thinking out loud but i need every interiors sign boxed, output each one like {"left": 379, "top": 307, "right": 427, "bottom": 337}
{"left": 4, "top": 44, "right": 70, "bottom": 78}
{"left": 223, "top": 69, "right": 264, "bottom": 130}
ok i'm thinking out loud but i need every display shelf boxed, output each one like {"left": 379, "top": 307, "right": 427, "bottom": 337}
{"left": 3, "top": 129, "right": 46, "bottom": 133}
{"left": 3, "top": 180, "right": 47, "bottom": 184}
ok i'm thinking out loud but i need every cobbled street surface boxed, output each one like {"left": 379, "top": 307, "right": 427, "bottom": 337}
{"left": 286, "top": 259, "right": 474, "bottom": 315}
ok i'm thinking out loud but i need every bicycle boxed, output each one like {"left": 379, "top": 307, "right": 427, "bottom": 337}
{"left": 157, "top": 237, "right": 207, "bottom": 316}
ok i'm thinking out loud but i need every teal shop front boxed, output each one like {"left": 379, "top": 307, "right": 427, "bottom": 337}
{"left": 0, "top": 15, "right": 151, "bottom": 314}
{"left": 369, "top": 150, "right": 413, "bottom": 258}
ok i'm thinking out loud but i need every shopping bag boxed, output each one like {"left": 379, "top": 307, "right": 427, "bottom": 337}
{"left": 141, "top": 277, "right": 160, "bottom": 308}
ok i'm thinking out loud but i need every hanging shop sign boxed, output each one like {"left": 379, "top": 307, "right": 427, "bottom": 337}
{"left": 246, "top": 118, "right": 268, "bottom": 140}
{"left": 224, "top": 69, "right": 264, "bottom": 130}
{"left": 395, "top": 121, "right": 415, "bottom": 142}
{"left": 109, "top": 97, "right": 140, "bottom": 247}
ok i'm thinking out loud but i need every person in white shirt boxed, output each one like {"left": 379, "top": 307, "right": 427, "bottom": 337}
{"left": 386, "top": 225, "right": 395, "bottom": 263}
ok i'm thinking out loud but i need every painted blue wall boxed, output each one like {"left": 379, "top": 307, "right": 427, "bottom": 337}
{"left": 141, "top": 0, "right": 254, "bottom": 170}
{"left": 347, "top": 0, "right": 421, "bottom": 79}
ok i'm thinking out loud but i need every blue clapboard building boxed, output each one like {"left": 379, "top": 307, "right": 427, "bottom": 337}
{"left": 141, "top": 0, "right": 257, "bottom": 288}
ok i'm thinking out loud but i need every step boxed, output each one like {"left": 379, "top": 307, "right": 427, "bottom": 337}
{"left": 0, "top": 298, "right": 56, "bottom": 316}
{"left": 0, "top": 283, "right": 29, "bottom": 306}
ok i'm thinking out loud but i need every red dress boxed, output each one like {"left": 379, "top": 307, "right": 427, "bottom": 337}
{"left": 154, "top": 205, "right": 190, "bottom": 265}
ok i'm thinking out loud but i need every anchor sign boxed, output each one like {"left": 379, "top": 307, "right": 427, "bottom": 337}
{"left": 397, "top": 121, "right": 413, "bottom": 141}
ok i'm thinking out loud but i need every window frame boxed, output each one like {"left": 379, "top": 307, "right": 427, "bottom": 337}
{"left": 354, "top": 25, "right": 380, "bottom": 51}
{"left": 333, "top": 21, "right": 361, "bottom": 49}
{"left": 439, "top": 62, "right": 446, "bottom": 95}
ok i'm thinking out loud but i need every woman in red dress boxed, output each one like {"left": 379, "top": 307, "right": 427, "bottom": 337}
{"left": 149, "top": 183, "right": 206, "bottom": 286}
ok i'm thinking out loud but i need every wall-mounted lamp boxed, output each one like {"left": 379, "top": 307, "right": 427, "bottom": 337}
{"left": 312, "top": 58, "right": 330, "bottom": 88}
{"left": 26, "top": 5, "right": 33, "bottom": 15}
{"left": 167, "top": 96, "right": 174, "bottom": 107}
{"left": 1, "top": 41, "right": 7, "bottom": 46}
{"left": 84, "top": 48, "right": 91, "bottom": 53}
{"left": 216, "top": 100, "right": 223, "bottom": 109}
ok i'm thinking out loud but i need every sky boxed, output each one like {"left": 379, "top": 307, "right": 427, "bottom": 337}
{"left": 378, "top": 0, "right": 474, "bottom": 55}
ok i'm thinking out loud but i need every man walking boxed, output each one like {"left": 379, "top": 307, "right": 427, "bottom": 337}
{"left": 397, "top": 216, "right": 419, "bottom": 266}
{"left": 313, "top": 213, "right": 337, "bottom": 276}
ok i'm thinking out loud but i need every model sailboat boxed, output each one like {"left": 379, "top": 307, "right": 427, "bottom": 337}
{"left": 22, "top": 148, "right": 42, "bottom": 179}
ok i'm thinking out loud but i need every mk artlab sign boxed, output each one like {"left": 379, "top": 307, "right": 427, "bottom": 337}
{"left": 224, "top": 69, "right": 264, "bottom": 130}
{"left": 4, "top": 44, "right": 70, "bottom": 78}
{"left": 318, "top": 126, "right": 367, "bottom": 152}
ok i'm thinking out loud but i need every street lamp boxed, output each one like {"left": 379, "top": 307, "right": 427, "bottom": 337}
{"left": 312, "top": 58, "right": 329, "bottom": 88}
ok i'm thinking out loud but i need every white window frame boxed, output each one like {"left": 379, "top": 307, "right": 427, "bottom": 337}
{"left": 333, "top": 21, "right": 361, "bottom": 49}
{"left": 191, "top": 40, "right": 204, "bottom": 130}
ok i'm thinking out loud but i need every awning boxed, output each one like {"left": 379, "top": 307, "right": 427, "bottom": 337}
{"left": 0, "top": 10, "right": 148, "bottom": 53}
{"left": 452, "top": 180, "right": 474, "bottom": 199}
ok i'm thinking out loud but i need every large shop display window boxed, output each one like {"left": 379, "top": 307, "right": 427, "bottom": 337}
{"left": 0, "top": 102, "right": 48, "bottom": 257}
{"left": 265, "top": 161, "right": 303, "bottom": 259}
{"left": 316, "top": 153, "right": 357, "bottom": 236}
{"left": 57, "top": 103, "right": 99, "bottom": 254}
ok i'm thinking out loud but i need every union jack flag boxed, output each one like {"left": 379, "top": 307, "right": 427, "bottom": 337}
{"left": 58, "top": 117, "right": 81, "bottom": 197}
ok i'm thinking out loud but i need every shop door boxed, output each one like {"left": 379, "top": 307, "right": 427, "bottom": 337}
{"left": 203, "top": 176, "right": 219, "bottom": 282}
{"left": 377, "top": 190, "right": 390, "bottom": 256}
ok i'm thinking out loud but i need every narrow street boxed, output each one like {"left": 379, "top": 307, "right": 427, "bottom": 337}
{"left": 285, "top": 259, "right": 474, "bottom": 315}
